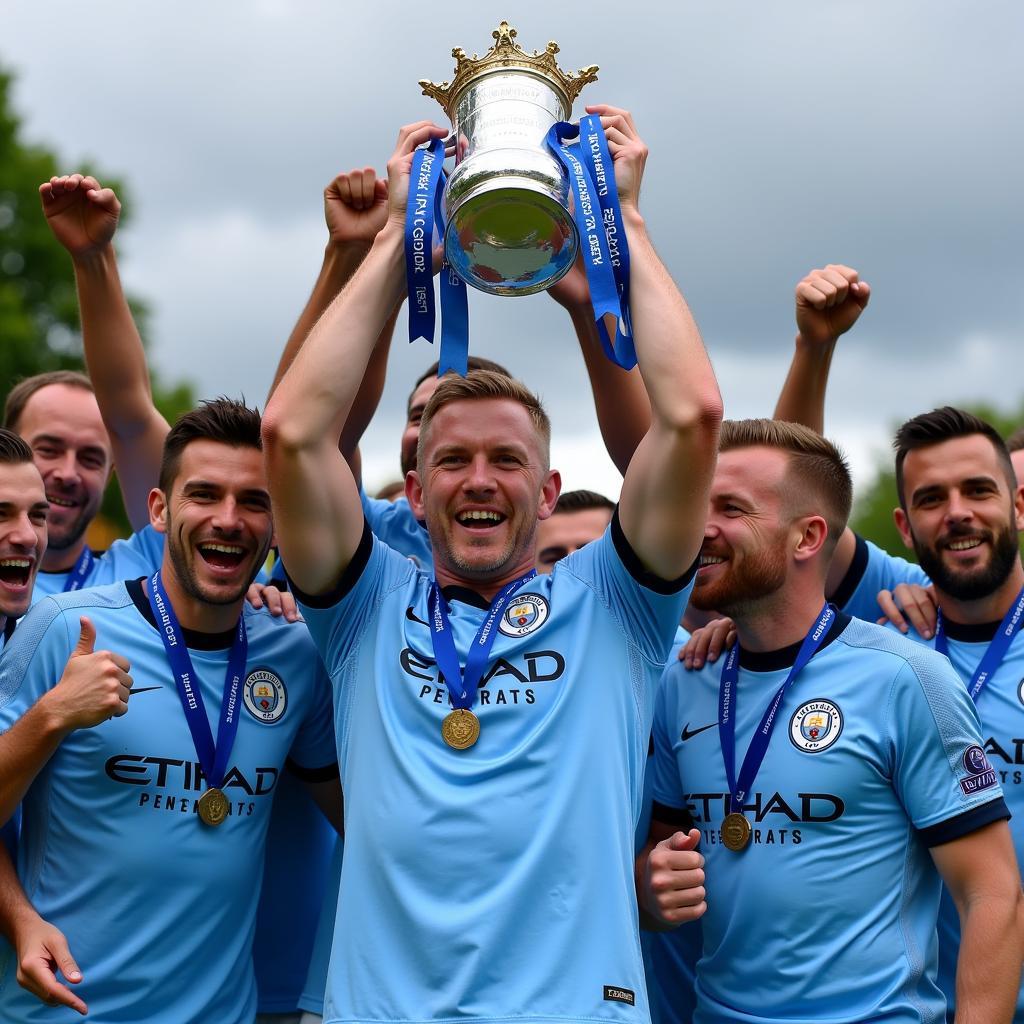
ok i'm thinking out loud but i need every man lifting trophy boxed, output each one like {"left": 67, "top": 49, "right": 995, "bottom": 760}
{"left": 407, "top": 22, "right": 634, "bottom": 373}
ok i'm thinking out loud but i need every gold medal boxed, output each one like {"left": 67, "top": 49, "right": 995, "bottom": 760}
{"left": 441, "top": 708, "right": 480, "bottom": 750}
{"left": 721, "top": 812, "right": 751, "bottom": 852}
{"left": 197, "top": 787, "right": 229, "bottom": 827}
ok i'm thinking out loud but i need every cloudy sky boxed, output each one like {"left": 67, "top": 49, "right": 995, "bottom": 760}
{"left": 5, "top": 0, "right": 1023, "bottom": 497}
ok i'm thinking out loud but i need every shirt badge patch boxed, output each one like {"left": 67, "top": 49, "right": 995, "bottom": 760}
{"left": 498, "top": 593, "right": 549, "bottom": 637}
{"left": 243, "top": 668, "right": 288, "bottom": 724}
{"left": 789, "top": 699, "right": 843, "bottom": 753}
{"left": 960, "top": 744, "right": 998, "bottom": 795}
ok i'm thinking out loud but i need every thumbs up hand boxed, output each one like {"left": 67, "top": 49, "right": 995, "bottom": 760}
{"left": 638, "top": 828, "right": 707, "bottom": 926}
{"left": 40, "top": 618, "right": 133, "bottom": 733}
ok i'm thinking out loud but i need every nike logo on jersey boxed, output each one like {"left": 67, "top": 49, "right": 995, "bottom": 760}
{"left": 128, "top": 686, "right": 162, "bottom": 696}
{"left": 406, "top": 606, "right": 429, "bottom": 627}
{"left": 680, "top": 721, "right": 716, "bottom": 742}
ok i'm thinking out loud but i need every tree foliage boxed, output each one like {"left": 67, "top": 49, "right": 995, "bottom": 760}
{"left": 0, "top": 64, "right": 193, "bottom": 535}
{"left": 850, "top": 400, "right": 1024, "bottom": 559}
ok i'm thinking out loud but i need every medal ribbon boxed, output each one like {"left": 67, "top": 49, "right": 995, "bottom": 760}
{"left": 427, "top": 571, "right": 536, "bottom": 710}
{"left": 719, "top": 603, "right": 835, "bottom": 815}
{"left": 545, "top": 118, "right": 636, "bottom": 370}
{"left": 63, "top": 546, "right": 95, "bottom": 592}
{"left": 934, "top": 584, "right": 1024, "bottom": 702}
{"left": 146, "top": 571, "right": 248, "bottom": 790}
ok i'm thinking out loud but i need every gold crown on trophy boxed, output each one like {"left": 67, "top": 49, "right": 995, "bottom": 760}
{"left": 419, "top": 21, "right": 599, "bottom": 120}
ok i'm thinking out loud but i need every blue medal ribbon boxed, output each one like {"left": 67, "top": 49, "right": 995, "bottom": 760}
{"left": 63, "top": 547, "right": 94, "bottom": 592}
{"left": 719, "top": 604, "right": 835, "bottom": 814}
{"left": 435, "top": 173, "right": 469, "bottom": 376}
{"left": 146, "top": 571, "right": 248, "bottom": 791}
{"left": 404, "top": 137, "right": 446, "bottom": 346}
{"left": 427, "top": 572, "right": 536, "bottom": 712}
{"left": 545, "top": 120, "right": 636, "bottom": 370}
{"left": 934, "top": 585, "right": 1024, "bottom": 702}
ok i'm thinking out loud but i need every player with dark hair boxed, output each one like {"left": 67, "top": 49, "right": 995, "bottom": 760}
{"left": 535, "top": 489, "right": 615, "bottom": 572}
{"left": 641, "top": 418, "right": 1021, "bottom": 1023}
{"left": 263, "top": 107, "right": 721, "bottom": 1024}
{"left": 0, "top": 398, "right": 340, "bottom": 1023}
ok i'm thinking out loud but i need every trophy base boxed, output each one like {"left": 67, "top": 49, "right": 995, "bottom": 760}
{"left": 445, "top": 180, "right": 578, "bottom": 296}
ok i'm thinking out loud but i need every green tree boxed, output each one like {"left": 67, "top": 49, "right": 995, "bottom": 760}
{"left": 0, "top": 64, "right": 193, "bottom": 535}
{"left": 850, "top": 401, "right": 1024, "bottom": 558}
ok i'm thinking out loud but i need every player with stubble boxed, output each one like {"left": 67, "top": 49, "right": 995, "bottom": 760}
{"left": 263, "top": 106, "right": 722, "bottom": 1024}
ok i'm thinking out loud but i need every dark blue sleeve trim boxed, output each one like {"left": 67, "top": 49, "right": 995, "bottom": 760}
{"left": 918, "top": 798, "right": 1011, "bottom": 848}
{"left": 287, "top": 519, "right": 372, "bottom": 610}
{"left": 285, "top": 758, "right": 340, "bottom": 783}
{"left": 651, "top": 800, "right": 695, "bottom": 829}
{"left": 611, "top": 508, "right": 698, "bottom": 596}
{"left": 831, "top": 533, "right": 869, "bottom": 611}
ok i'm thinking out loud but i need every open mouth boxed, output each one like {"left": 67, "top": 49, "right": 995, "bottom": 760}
{"left": 197, "top": 543, "right": 247, "bottom": 571}
{"left": 0, "top": 558, "right": 33, "bottom": 589}
{"left": 698, "top": 554, "right": 727, "bottom": 572}
{"left": 46, "top": 495, "right": 78, "bottom": 509}
{"left": 943, "top": 536, "right": 985, "bottom": 554}
{"left": 456, "top": 510, "right": 506, "bottom": 530}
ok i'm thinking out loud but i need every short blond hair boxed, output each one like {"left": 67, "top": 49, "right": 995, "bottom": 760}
{"left": 720, "top": 419, "right": 852, "bottom": 552}
{"left": 418, "top": 370, "right": 551, "bottom": 469}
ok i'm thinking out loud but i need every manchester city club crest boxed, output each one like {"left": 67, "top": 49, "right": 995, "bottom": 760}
{"left": 498, "top": 593, "right": 549, "bottom": 637}
{"left": 243, "top": 668, "right": 288, "bottom": 724}
{"left": 789, "top": 698, "right": 843, "bottom": 753}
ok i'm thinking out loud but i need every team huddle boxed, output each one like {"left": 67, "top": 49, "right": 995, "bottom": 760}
{"left": 0, "top": 108, "right": 1021, "bottom": 1024}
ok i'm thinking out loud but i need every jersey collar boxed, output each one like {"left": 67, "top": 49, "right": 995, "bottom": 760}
{"left": 738, "top": 612, "right": 850, "bottom": 672}
{"left": 126, "top": 577, "right": 239, "bottom": 650}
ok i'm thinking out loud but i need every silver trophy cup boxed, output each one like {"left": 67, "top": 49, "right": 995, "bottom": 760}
{"left": 420, "top": 22, "right": 598, "bottom": 296}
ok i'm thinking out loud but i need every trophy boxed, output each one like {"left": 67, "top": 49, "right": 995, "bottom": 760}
{"left": 419, "top": 22, "right": 599, "bottom": 296}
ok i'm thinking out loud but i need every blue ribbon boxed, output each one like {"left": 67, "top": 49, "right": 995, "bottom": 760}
{"left": 934, "top": 585, "right": 1024, "bottom": 702}
{"left": 719, "top": 604, "right": 835, "bottom": 814}
{"left": 405, "top": 137, "right": 445, "bottom": 346}
{"left": 63, "top": 547, "right": 94, "bottom": 592}
{"left": 545, "top": 119, "right": 636, "bottom": 370}
{"left": 436, "top": 175, "right": 469, "bottom": 376}
{"left": 427, "top": 572, "right": 536, "bottom": 711}
{"left": 146, "top": 571, "right": 248, "bottom": 790}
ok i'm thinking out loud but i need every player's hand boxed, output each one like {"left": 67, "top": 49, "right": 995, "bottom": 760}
{"left": 680, "top": 618, "right": 736, "bottom": 669}
{"left": 39, "top": 174, "right": 121, "bottom": 259}
{"left": 384, "top": 120, "right": 448, "bottom": 232}
{"left": 794, "top": 265, "right": 870, "bottom": 348}
{"left": 325, "top": 168, "right": 389, "bottom": 248}
{"left": 547, "top": 253, "right": 593, "bottom": 313}
{"left": 640, "top": 829, "right": 706, "bottom": 925}
{"left": 14, "top": 914, "right": 87, "bottom": 1015}
{"left": 876, "top": 582, "right": 938, "bottom": 639}
{"left": 585, "top": 104, "right": 647, "bottom": 212}
{"left": 41, "top": 618, "right": 132, "bottom": 732}
{"left": 246, "top": 582, "right": 301, "bottom": 622}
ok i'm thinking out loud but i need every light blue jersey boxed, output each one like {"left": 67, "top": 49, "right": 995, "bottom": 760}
{"left": 0, "top": 580, "right": 336, "bottom": 1024}
{"left": 30, "top": 526, "right": 165, "bottom": 605}
{"left": 652, "top": 615, "right": 1007, "bottom": 1024}
{"left": 296, "top": 514, "right": 693, "bottom": 1024}
{"left": 298, "top": 835, "right": 344, "bottom": 1016}
{"left": 360, "top": 487, "right": 432, "bottom": 570}
{"left": 890, "top": 616, "right": 1024, "bottom": 1023}
{"left": 833, "top": 534, "right": 930, "bottom": 623}
{"left": 637, "top": 631, "right": 701, "bottom": 1024}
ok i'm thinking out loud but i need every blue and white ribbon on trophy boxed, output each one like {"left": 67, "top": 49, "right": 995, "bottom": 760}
{"left": 403, "top": 114, "right": 634, "bottom": 375}
{"left": 404, "top": 136, "right": 469, "bottom": 376}
{"left": 545, "top": 115, "right": 635, "bottom": 370}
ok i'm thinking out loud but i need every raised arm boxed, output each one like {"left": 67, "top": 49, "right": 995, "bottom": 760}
{"left": 39, "top": 175, "right": 170, "bottom": 531}
{"left": 547, "top": 262, "right": 651, "bottom": 476}
{"left": 267, "top": 168, "right": 399, "bottom": 477}
{"left": 602, "top": 106, "right": 723, "bottom": 578}
{"left": 262, "top": 122, "right": 447, "bottom": 594}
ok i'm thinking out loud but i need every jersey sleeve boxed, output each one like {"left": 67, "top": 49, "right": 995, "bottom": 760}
{"left": 360, "top": 487, "right": 432, "bottom": 569}
{"left": 560, "top": 511, "right": 695, "bottom": 666}
{"left": 886, "top": 654, "right": 1009, "bottom": 845}
{"left": 833, "top": 535, "right": 930, "bottom": 622}
{"left": 287, "top": 661, "right": 337, "bottom": 772}
{"left": 0, "top": 599, "right": 75, "bottom": 731}
{"left": 94, "top": 525, "right": 166, "bottom": 583}
{"left": 292, "top": 522, "right": 417, "bottom": 678}
{"left": 650, "top": 665, "right": 688, "bottom": 819}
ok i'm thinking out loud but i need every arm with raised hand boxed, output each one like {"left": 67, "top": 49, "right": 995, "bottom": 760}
{"left": 547, "top": 261, "right": 651, "bottom": 476}
{"left": 262, "top": 122, "right": 447, "bottom": 596}
{"left": 39, "top": 175, "right": 169, "bottom": 531}
{"left": 597, "top": 105, "right": 722, "bottom": 578}
{"left": 267, "top": 168, "right": 399, "bottom": 475}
